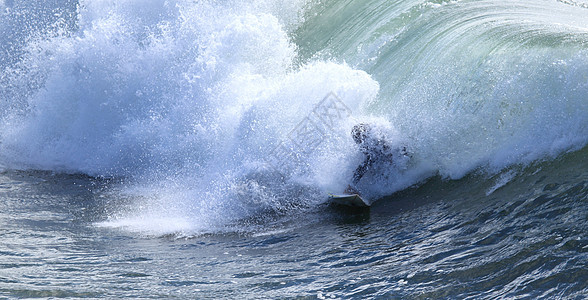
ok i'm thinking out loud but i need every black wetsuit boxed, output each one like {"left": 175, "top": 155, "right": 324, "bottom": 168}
{"left": 352, "top": 145, "right": 375, "bottom": 185}
{"left": 351, "top": 133, "right": 407, "bottom": 185}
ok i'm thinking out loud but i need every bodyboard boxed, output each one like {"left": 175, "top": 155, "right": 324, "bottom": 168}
{"left": 329, "top": 193, "right": 370, "bottom": 207}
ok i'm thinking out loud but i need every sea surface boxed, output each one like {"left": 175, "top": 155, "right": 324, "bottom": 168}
{"left": 1, "top": 0, "right": 587, "bottom": 298}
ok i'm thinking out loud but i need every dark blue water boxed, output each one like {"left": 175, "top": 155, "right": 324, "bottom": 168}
{"left": 1, "top": 147, "right": 586, "bottom": 298}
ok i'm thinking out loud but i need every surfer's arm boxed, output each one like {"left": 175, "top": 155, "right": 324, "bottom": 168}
{"left": 352, "top": 155, "right": 373, "bottom": 185}
{"left": 352, "top": 164, "right": 367, "bottom": 184}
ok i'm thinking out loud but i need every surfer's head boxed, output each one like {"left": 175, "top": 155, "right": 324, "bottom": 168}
{"left": 352, "top": 123, "right": 370, "bottom": 144}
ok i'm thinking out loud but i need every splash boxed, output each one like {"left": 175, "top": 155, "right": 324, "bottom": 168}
{"left": 0, "top": 0, "right": 380, "bottom": 234}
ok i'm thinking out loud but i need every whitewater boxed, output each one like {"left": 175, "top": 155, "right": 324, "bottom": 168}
{"left": 0, "top": 0, "right": 587, "bottom": 298}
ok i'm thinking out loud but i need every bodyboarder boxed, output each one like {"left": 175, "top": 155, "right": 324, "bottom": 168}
{"left": 345, "top": 123, "right": 408, "bottom": 195}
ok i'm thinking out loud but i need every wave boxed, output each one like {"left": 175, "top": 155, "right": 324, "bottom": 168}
{"left": 1, "top": 0, "right": 587, "bottom": 234}
{"left": 297, "top": 0, "right": 588, "bottom": 177}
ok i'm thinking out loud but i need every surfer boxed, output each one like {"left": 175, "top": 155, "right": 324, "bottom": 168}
{"left": 345, "top": 123, "right": 407, "bottom": 194}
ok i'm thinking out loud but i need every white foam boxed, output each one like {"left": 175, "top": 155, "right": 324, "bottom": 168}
{"left": 486, "top": 170, "right": 517, "bottom": 196}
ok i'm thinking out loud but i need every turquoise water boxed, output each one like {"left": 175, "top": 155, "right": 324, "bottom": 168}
{"left": 1, "top": 0, "right": 587, "bottom": 298}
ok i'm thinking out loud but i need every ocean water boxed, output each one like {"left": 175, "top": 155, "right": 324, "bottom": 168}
{"left": 1, "top": 0, "right": 587, "bottom": 298}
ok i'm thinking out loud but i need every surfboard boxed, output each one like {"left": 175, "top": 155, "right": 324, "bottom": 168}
{"left": 329, "top": 193, "right": 370, "bottom": 207}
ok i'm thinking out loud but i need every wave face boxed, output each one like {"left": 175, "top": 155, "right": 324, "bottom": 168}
{"left": 1, "top": 0, "right": 587, "bottom": 234}
{"left": 296, "top": 0, "right": 588, "bottom": 177}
